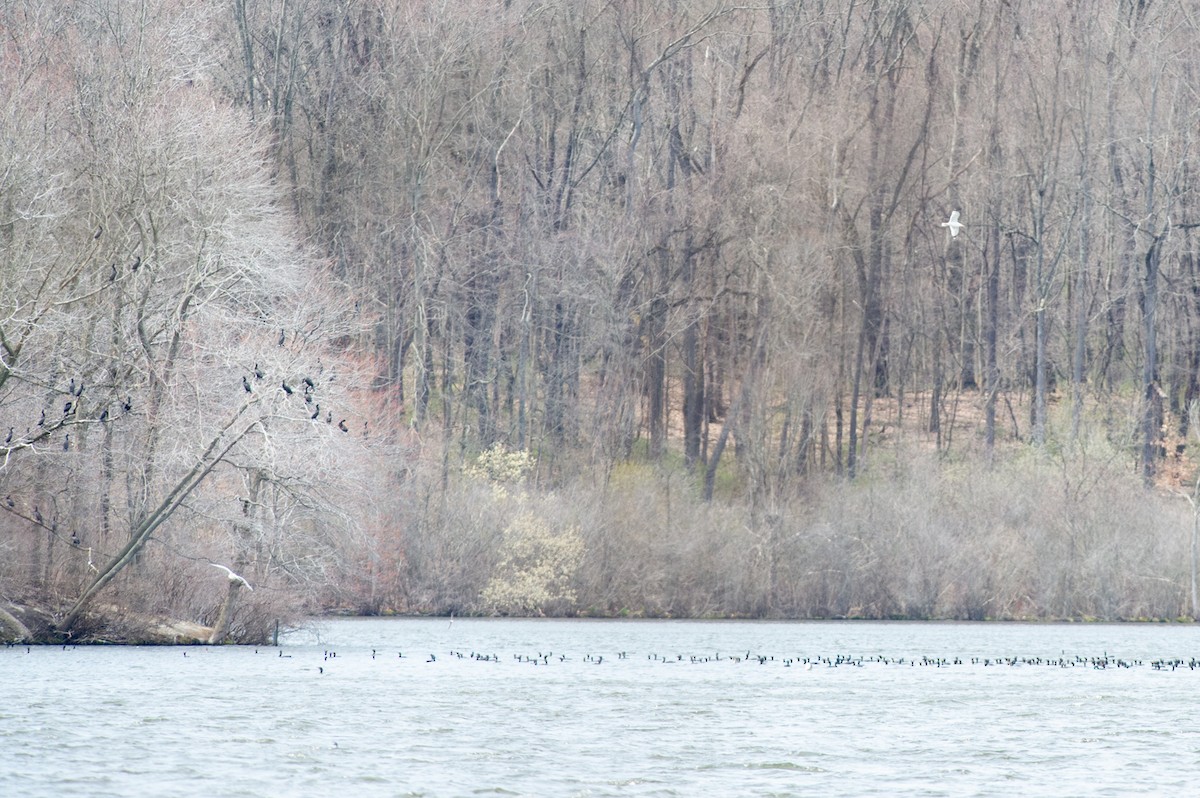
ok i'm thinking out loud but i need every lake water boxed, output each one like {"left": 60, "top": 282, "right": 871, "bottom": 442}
{"left": 3, "top": 618, "right": 1200, "bottom": 796}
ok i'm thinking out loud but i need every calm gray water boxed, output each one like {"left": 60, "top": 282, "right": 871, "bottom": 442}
{"left": 4, "top": 618, "right": 1200, "bottom": 796}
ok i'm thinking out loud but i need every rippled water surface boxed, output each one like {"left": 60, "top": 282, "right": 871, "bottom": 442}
{"left": 5, "top": 618, "right": 1200, "bottom": 796}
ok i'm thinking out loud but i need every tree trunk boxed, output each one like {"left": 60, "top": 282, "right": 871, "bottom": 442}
{"left": 645, "top": 293, "right": 668, "bottom": 459}
{"left": 1141, "top": 237, "right": 1162, "bottom": 483}
{"left": 682, "top": 319, "right": 703, "bottom": 469}
{"left": 207, "top": 580, "right": 248, "bottom": 645}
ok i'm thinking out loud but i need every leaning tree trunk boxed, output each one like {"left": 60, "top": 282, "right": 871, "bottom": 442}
{"left": 208, "top": 580, "right": 249, "bottom": 645}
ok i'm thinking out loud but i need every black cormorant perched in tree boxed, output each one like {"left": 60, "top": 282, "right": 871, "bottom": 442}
{"left": 311, "top": 405, "right": 320, "bottom": 420}
{"left": 254, "top": 363, "right": 264, "bottom": 380}
{"left": 98, "top": 408, "right": 108, "bottom": 423}
{"left": 282, "top": 381, "right": 294, "bottom": 395}
{"left": 278, "top": 329, "right": 286, "bottom": 347}
{"left": 63, "top": 434, "right": 69, "bottom": 451}
{"left": 243, "top": 376, "right": 252, "bottom": 393}
{"left": 108, "top": 263, "right": 117, "bottom": 282}
{"left": 75, "top": 381, "right": 83, "bottom": 397}
{"left": 326, "top": 411, "right": 332, "bottom": 424}
{"left": 4, "top": 496, "right": 12, "bottom": 508}
{"left": 63, "top": 401, "right": 72, "bottom": 415}
{"left": 302, "top": 377, "right": 315, "bottom": 390}
{"left": 338, "top": 419, "right": 349, "bottom": 433}
{"left": 122, "top": 396, "right": 133, "bottom": 412}
{"left": 69, "top": 378, "right": 76, "bottom": 395}
{"left": 131, "top": 255, "right": 141, "bottom": 271}
{"left": 33, "top": 506, "right": 42, "bottom": 524}
{"left": 38, "top": 409, "right": 45, "bottom": 426}
{"left": 4, "top": 428, "right": 11, "bottom": 444}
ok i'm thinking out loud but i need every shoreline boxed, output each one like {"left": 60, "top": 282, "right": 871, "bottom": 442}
{"left": 3, "top": 602, "right": 1196, "bottom": 646}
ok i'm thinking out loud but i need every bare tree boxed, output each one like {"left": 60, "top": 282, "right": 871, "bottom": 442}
{"left": 0, "top": 0, "right": 373, "bottom": 641}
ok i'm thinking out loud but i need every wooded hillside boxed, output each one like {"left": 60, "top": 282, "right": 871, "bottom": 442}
{"left": 3, "top": 0, "right": 1199, "bottom": 640}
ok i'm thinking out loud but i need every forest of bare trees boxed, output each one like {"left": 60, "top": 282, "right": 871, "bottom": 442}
{"left": 4, "top": 0, "right": 1200, "bottom": 642}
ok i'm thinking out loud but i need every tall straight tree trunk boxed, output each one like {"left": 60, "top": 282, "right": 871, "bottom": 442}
{"left": 985, "top": 213, "right": 1000, "bottom": 454}
{"left": 681, "top": 244, "right": 703, "bottom": 469}
{"left": 1139, "top": 66, "right": 1163, "bottom": 484}
{"left": 1071, "top": 186, "right": 1092, "bottom": 442}
{"left": 1141, "top": 237, "right": 1163, "bottom": 483}
{"left": 645, "top": 291, "right": 668, "bottom": 459}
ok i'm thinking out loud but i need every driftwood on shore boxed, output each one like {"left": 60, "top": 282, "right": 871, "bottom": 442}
{"left": 150, "top": 620, "right": 215, "bottom": 645}
{"left": 0, "top": 605, "right": 32, "bottom": 642}
{"left": 0, "top": 600, "right": 216, "bottom": 645}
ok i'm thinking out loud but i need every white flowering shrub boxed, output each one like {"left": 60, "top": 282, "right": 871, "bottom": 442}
{"left": 480, "top": 510, "right": 584, "bottom": 614}
{"left": 464, "top": 443, "right": 534, "bottom": 484}
{"left": 462, "top": 443, "right": 584, "bottom": 614}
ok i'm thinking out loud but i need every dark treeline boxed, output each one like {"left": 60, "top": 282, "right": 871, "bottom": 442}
{"left": 3, "top": 0, "right": 1199, "bottom": 642}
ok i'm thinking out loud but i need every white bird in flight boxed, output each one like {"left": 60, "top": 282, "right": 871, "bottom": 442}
{"left": 941, "top": 210, "right": 963, "bottom": 238}
{"left": 211, "top": 563, "right": 253, "bottom": 591}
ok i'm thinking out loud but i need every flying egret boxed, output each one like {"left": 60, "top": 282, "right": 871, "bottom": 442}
{"left": 941, "top": 210, "right": 963, "bottom": 238}
{"left": 210, "top": 563, "right": 253, "bottom": 591}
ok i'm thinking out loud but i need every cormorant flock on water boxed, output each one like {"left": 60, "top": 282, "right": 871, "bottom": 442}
{"left": 8, "top": 640, "right": 1196, "bottom": 673}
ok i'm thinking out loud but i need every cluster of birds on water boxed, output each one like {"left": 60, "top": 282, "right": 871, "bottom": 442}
{"left": 150, "top": 646, "right": 1200, "bottom": 674}
{"left": 6, "top": 640, "right": 1200, "bottom": 672}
